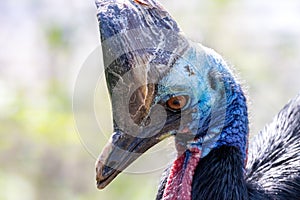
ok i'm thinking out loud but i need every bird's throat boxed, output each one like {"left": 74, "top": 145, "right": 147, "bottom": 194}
{"left": 162, "top": 148, "right": 201, "bottom": 200}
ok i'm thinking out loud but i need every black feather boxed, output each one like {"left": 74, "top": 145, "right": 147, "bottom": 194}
{"left": 246, "top": 94, "right": 300, "bottom": 199}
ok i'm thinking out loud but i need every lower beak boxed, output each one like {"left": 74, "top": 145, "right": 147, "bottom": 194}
{"left": 96, "top": 130, "right": 170, "bottom": 189}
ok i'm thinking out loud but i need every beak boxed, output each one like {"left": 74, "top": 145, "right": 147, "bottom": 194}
{"left": 96, "top": 129, "right": 171, "bottom": 189}
{"left": 96, "top": 103, "right": 183, "bottom": 189}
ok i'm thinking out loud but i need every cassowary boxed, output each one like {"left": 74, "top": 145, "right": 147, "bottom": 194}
{"left": 94, "top": 0, "right": 300, "bottom": 199}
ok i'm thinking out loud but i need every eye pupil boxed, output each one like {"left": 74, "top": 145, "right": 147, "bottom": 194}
{"left": 172, "top": 99, "right": 180, "bottom": 105}
{"left": 166, "top": 95, "right": 188, "bottom": 111}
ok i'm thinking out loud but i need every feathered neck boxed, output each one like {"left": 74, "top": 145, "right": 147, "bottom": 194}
{"left": 191, "top": 146, "right": 249, "bottom": 199}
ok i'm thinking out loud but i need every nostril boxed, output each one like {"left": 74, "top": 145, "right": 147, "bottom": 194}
{"left": 108, "top": 161, "right": 116, "bottom": 167}
{"left": 103, "top": 161, "right": 117, "bottom": 176}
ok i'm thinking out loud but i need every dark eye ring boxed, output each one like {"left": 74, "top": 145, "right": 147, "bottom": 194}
{"left": 166, "top": 95, "right": 189, "bottom": 111}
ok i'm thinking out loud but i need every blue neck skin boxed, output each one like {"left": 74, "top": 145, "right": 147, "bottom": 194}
{"left": 215, "top": 77, "right": 249, "bottom": 160}
{"left": 201, "top": 50, "right": 249, "bottom": 163}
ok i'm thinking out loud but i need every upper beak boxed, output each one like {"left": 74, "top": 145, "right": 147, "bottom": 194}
{"left": 96, "top": 129, "right": 170, "bottom": 189}
{"left": 96, "top": 105, "right": 185, "bottom": 189}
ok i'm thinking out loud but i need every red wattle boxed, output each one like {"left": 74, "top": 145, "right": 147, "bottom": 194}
{"left": 162, "top": 148, "right": 201, "bottom": 200}
{"left": 162, "top": 153, "right": 185, "bottom": 200}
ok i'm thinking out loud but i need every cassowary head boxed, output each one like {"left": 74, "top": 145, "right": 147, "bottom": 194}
{"left": 96, "top": 0, "right": 249, "bottom": 197}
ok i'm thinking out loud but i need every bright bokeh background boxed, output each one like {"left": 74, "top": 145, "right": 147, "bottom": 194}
{"left": 1, "top": 0, "right": 300, "bottom": 199}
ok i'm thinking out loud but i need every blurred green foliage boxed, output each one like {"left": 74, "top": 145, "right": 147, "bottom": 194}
{"left": 0, "top": 0, "right": 300, "bottom": 200}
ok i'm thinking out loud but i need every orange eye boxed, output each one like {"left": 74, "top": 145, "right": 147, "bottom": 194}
{"left": 166, "top": 95, "right": 189, "bottom": 111}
